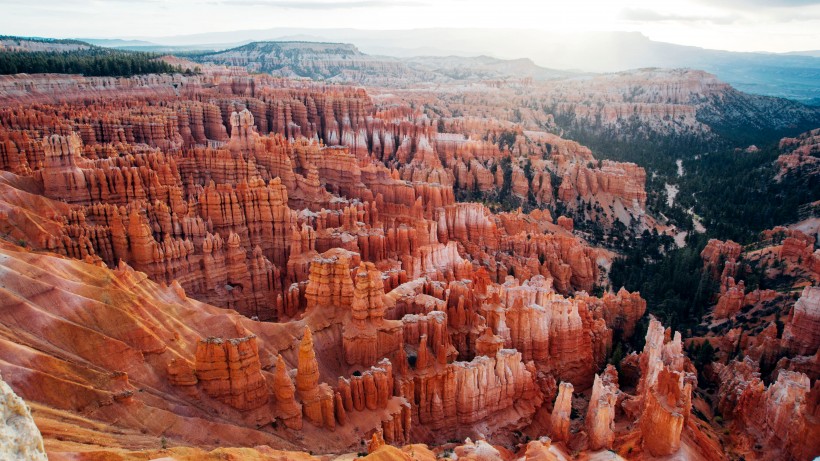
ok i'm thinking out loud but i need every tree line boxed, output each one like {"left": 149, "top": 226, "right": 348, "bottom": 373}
{"left": 0, "top": 48, "right": 184, "bottom": 77}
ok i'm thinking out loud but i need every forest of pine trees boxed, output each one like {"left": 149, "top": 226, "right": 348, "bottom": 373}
{"left": 0, "top": 41, "right": 184, "bottom": 77}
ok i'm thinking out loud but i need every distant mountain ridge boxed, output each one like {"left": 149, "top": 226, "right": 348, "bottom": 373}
{"left": 0, "top": 35, "right": 92, "bottom": 52}
{"left": 193, "top": 41, "right": 412, "bottom": 82}
{"left": 191, "top": 40, "right": 578, "bottom": 83}
{"left": 111, "top": 28, "right": 820, "bottom": 104}
{"left": 785, "top": 50, "right": 820, "bottom": 58}
{"left": 80, "top": 38, "right": 159, "bottom": 48}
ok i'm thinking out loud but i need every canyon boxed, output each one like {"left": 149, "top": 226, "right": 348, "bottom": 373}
{"left": 0, "top": 42, "right": 816, "bottom": 461}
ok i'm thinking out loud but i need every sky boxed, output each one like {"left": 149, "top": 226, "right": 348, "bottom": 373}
{"left": 1, "top": 0, "right": 819, "bottom": 52}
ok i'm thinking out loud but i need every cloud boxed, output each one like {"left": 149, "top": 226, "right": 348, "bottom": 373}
{"left": 217, "top": 0, "right": 424, "bottom": 8}
{"left": 619, "top": 8, "right": 739, "bottom": 25}
{"left": 745, "top": 0, "right": 820, "bottom": 5}
{"left": 694, "top": 0, "right": 820, "bottom": 8}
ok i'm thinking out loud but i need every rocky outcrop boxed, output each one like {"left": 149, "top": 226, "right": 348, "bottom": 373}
{"left": 557, "top": 160, "right": 647, "bottom": 221}
{"left": 556, "top": 216, "right": 573, "bottom": 231}
{"left": 783, "top": 286, "right": 820, "bottom": 356}
{"left": 41, "top": 133, "right": 91, "bottom": 204}
{"left": 452, "top": 439, "right": 504, "bottom": 460}
{"left": 716, "top": 359, "right": 819, "bottom": 461}
{"left": 777, "top": 128, "right": 820, "bottom": 180}
{"left": 337, "top": 359, "right": 394, "bottom": 413}
{"left": 522, "top": 438, "right": 560, "bottom": 461}
{"left": 194, "top": 335, "right": 270, "bottom": 415}
{"left": 303, "top": 248, "right": 356, "bottom": 323}
{"left": 701, "top": 239, "right": 741, "bottom": 278}
{"left": 343, "top": 262, "right": 403, "bottom": 367}
{"left": 632, "top": 317, "right": 695, "bottom": 457}
{"left": 337, "top": 359, "right": 412, "bottom": 444}
{"left": 781, "top": 236, "right": 816, "bottom": 264}
{"left": 501, "top": 276, "right": 615, "bottom": 389}
{"left": 640, "top": 368, "right": 690, "bottom": 456}
{"left": 396, "top": 347, "right": 542, "bottom": 441}
{"left": 586, "top": 366, "right": 619, "bottom": 450}
{"left": 475, "top": 327, "right": 505, "bottom": 358}
{"left": 0, "top": 374, "right": 47, "bottom": 461}
{"left": 550, "top": 382, "right": 573, "bottom": 442}
{"left": 296, "top": 328, "right": 336, "bottom": 429}
{"left": 582, "top": 287, "right": 646, "bottom": 339}
{"left": 714, "top": 278, "right": 746, "bottom": 319}
{"left": 547, "top": 297, "right": 600, "bottom": 389}
{"left": 272, "top": 354, "right": 302, "bottom": 429}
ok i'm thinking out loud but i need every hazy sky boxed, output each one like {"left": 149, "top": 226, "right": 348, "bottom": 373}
{"left": 2, "top": 0, "right": 819, "bottom": 52}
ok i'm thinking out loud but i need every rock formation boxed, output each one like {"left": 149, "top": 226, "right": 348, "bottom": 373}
{"left": 522, "top": 438, "right": 560, "bottom": 461}
{"left": 701, "top": 238, "right": 742, "bottom": 278}
{"left": 783, "top": 286, "right": 820, "bottom": 356}
{"left": 194, "top": 335, "right": 270, "bottom": 416}
{"left": 0, "top": 373, "right": 47, "bottom": 461}
{"left": 716, "top": 359, "right": 819, "bottom": 461}
{"left": 586, "top": 366, "right": 619, "bottom": 450}
{"left": 343, "top": 262, "right": 403, "bottom": 367}
{"left": 295, "top": 327, "right": 335, "bottom": 429}
{"left": 632, "top": 317, "right": 695, "bottom": 457}
{"left": 273, "top": 354, "right": 302, "bottom": 429}
{"left": 550, "top": 382, "right": 573, "bottom": 442}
